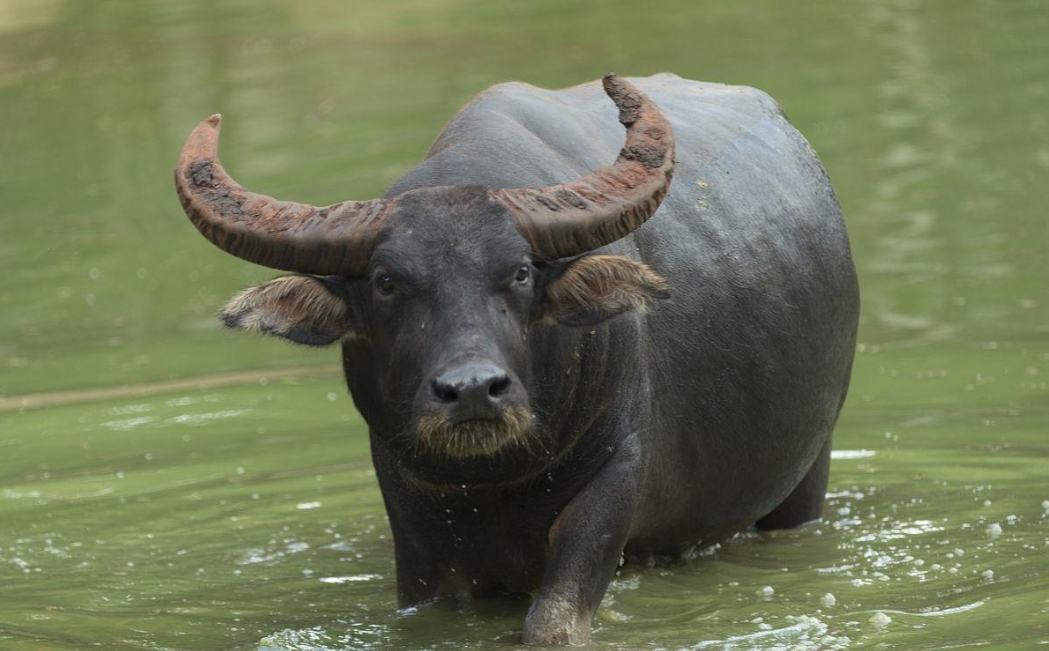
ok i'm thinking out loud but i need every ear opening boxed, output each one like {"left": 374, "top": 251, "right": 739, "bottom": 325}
{"left": 221, "top": 275, "right": 356, "bottom": 346}
{"left": 543, "top": 255, "right": 670, "bottom": 327}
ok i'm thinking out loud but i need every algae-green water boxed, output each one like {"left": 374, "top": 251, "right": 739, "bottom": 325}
{"left": 1, "top": 0, "right": 1047, "bottom": 649}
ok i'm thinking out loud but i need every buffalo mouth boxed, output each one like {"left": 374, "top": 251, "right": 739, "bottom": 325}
{"left": 416, "top": 406, "right": 535, "bottom": 458}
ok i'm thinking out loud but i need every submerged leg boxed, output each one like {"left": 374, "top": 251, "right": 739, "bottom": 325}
{"left": 756, "top": 437, "right": 831, "bottom": 530}
{"left": 523, "top": 441, "right": 640, "bottom": 645}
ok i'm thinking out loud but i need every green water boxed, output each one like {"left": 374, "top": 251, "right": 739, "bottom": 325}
{"left": 2, "top": 0, "right": 1047, "bottom": 649}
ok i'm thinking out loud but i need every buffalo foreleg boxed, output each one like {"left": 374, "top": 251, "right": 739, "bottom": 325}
{"left": 522, "top": 439, "right": 640, "bottom": 645}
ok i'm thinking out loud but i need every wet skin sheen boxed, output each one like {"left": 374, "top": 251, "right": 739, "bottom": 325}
{"left": 223, "top": 75, "right": 858, "bottom": 645}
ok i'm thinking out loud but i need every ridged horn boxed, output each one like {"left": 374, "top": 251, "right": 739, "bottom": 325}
{"left": 489, "top": 74, "right": 675, "bottom": 261}
{"left": 174, "top": 114, "right": 393, "bottom": 276}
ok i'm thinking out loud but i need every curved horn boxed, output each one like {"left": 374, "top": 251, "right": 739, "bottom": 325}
{"left": 490, "top": 74, "right": 675, "bottom": 261}
{"left": 174, "top": 114, "right": 393, "bottom": 276}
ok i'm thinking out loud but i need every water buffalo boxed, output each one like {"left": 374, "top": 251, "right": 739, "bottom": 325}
{"left": 174, "top": 73, "right": 858, "bottom": 645}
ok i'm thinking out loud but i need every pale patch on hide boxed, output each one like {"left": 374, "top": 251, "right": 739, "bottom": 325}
{"left": 546, "top": 255, "right": 670, "bottom": 325}
{"left": 416, "top": 406, "right": 535, "bottom": 458}
{"left": 221, "top": 276, "right": 354, "bottom": 346}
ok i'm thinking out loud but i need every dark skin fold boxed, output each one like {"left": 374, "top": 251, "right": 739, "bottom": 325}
{"left": 191, "top": 74, "right": 858, "bottom": 645}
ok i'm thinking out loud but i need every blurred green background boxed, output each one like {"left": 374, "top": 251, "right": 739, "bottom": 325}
{"left": 1, "top": 0, "right": 1047, "bottom": 649}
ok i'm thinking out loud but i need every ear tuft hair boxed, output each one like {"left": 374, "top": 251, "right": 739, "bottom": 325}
{"left": 545, "top": 255, "right": 670, "bottom": 326}
{"left": 221, "top": 276, "right": 354, "bottom": 346}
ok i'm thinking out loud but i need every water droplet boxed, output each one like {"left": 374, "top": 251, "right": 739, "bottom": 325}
{"left": 869, "top": 612, "right": 892, "bottom": 627}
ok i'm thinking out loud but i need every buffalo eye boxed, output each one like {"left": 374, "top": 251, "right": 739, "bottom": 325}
{"left": 514, "top": 264, "right": 532, "bottom": 285}
{"left": 375, "top": 273, "right": 395, "bottom": 296}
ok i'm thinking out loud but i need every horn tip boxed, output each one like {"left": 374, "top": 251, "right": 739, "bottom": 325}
{"left": 205, "top": 113, "right": 222, "bottom": 127}
{"left": 601, "top": 74, "right": 642, "bottom": 126}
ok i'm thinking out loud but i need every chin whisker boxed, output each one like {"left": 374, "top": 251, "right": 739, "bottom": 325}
{"left": 417, "top": 407, "right": 535, "bottom": 458}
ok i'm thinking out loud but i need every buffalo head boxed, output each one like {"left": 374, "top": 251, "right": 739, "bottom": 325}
{"left": 174, "top": 74, "right": 674, "bottom": 473}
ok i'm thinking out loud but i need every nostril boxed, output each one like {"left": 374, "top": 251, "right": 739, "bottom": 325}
{"left": 432, "top": 363, "right": 513, "bottom": 413}
{"left": 488, "top": 375, "right": 511, "bottom": 398}
{"left": 432, "top": 380, "right": 458, "bottom": 404}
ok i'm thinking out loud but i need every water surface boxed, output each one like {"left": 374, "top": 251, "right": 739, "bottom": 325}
{"left": 2, "top": 0, "right": 1047, "bottom": 649}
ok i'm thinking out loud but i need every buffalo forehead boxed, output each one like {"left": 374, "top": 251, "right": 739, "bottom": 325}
{"left": 376, "top": 187, "right": 530, "bottom": 277}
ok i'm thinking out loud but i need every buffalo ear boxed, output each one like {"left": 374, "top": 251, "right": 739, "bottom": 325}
{"left": 542, "top": 255, "right": 670, "bottom": 327}
{"left": 221, "top": 275, "right": 357, "bottom": 346}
